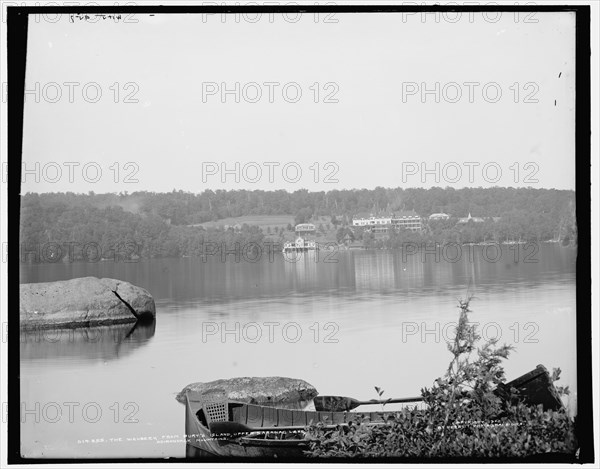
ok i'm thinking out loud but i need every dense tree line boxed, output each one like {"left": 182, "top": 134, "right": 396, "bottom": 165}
{"left": 19, "top": 187, "right": 576, "bottom": 261}
{"left": 19, "top": 193, "right": 265, "bottom": 261}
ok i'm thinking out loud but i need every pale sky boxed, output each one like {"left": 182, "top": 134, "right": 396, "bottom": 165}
{"left": 20, "top": 11, "right": 576, "bottom": 193}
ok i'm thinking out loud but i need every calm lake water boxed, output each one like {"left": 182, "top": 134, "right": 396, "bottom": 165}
{"left": 19, "top": 243, "right": 577, "bottom": 458}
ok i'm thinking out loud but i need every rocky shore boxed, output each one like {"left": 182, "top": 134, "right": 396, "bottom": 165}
{"left": 20, "top": 277, "right": 156, "bottom": 330}
{"left": 176, "top": 376, "right": 318, "bottom": 404}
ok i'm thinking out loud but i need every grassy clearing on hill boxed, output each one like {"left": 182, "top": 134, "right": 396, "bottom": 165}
{"left": 191, "top": 215, "right": 295, "bottom": 230}
{"left": 191, "top": 215, "right": 341, "bottom": 245}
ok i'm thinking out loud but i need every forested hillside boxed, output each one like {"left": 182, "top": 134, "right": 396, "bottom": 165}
{"left": 19, "top": 187, "right": 577, "bottom": 261}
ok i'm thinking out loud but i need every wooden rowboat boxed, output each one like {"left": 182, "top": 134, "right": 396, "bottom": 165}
{"left": 184, "top": 391, "right": 389, "bottom": 459}
{"left": 184, "top": 365, "right": 564, "bottom": 459}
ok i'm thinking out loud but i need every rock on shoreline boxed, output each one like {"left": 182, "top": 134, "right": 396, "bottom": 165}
{"left": 20, "top": 277, "right": 156, "bottom": 330}
{"left": 176, "top": 377, "right": 318, "bottom": 404}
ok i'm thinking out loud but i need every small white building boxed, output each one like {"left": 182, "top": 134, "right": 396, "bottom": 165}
{"left": 282, "top": 237, "right": 318, "bottom": 253}
{"left": 295, "top": 223, "right": 316, "bottom": 235}
{"left": 429, "top": 213, "right": 450, "bottom": 221}
{"left": 457, "top": 213, "right": 485, "bottom": 224}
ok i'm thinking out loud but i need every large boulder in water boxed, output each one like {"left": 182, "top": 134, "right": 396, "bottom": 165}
{"left": 20, "top": 277, "right": 155, "bottom": 330}
{"left": 176, "top": 377, "right": 318, "bottom": 404}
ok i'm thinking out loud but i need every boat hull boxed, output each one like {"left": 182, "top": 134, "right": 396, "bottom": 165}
{"left": 185, "top": 394, "right": 310, "bottom": 458}
{"left": 184, "top": 392, "right": 390, "bottom": 459}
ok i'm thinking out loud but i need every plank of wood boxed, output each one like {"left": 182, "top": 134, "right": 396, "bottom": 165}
{"left": 278, "top": 408, "right": 294, "bottom": 427}
{"left": 263, "top": 406, "right": 279, "bottom": 427}
{"left": 247, "top": 404, "right": 265, "bottom": 427}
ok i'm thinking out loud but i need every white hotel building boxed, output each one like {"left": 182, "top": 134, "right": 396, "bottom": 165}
{"left": 352, "top": 211, "right": 423, "bottom": 233}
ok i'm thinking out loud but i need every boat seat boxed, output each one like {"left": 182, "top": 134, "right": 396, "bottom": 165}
{"left": 199, "top": 389, "right": 229, "bottom": 424}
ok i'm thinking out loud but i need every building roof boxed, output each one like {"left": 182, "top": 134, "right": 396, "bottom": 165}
{"left": 392, "top": 211, "right": 420, "bottom": 219}
{"left": 348, "top": 241, "right": 364, "bottom": 249}
{"left": 295, "top": 223, "right": 316, "bottom": 230}
{"left": 353, "top": 210, "right": 420, "bottom": 220}
{"left": 457, "top": 213, "right": 485, "bottom": 223}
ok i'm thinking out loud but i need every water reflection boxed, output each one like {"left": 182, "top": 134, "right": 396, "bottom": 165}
{"left": 19, "top": 244, "right": 577, "bottom": 459}
{"left": 20, "top": 320, "right": 156, "bottom": 362}
{"left": 20, "top": 244, "right": 576, "bottom": 304}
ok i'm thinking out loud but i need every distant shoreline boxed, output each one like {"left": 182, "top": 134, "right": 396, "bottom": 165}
{"left": 18, "top": 239, "right": 575, "bottom": 265}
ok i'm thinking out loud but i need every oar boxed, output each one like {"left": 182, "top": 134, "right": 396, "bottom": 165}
{"left": 208, "top": 421, "right": 346, "bottom": 436}
{"left": 314, "top": 395, "right": 423, "bottom": 412}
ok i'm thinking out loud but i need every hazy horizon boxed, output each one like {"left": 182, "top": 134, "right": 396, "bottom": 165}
{"left": 21, "top": 12, "right": 576, "bottom": 194}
